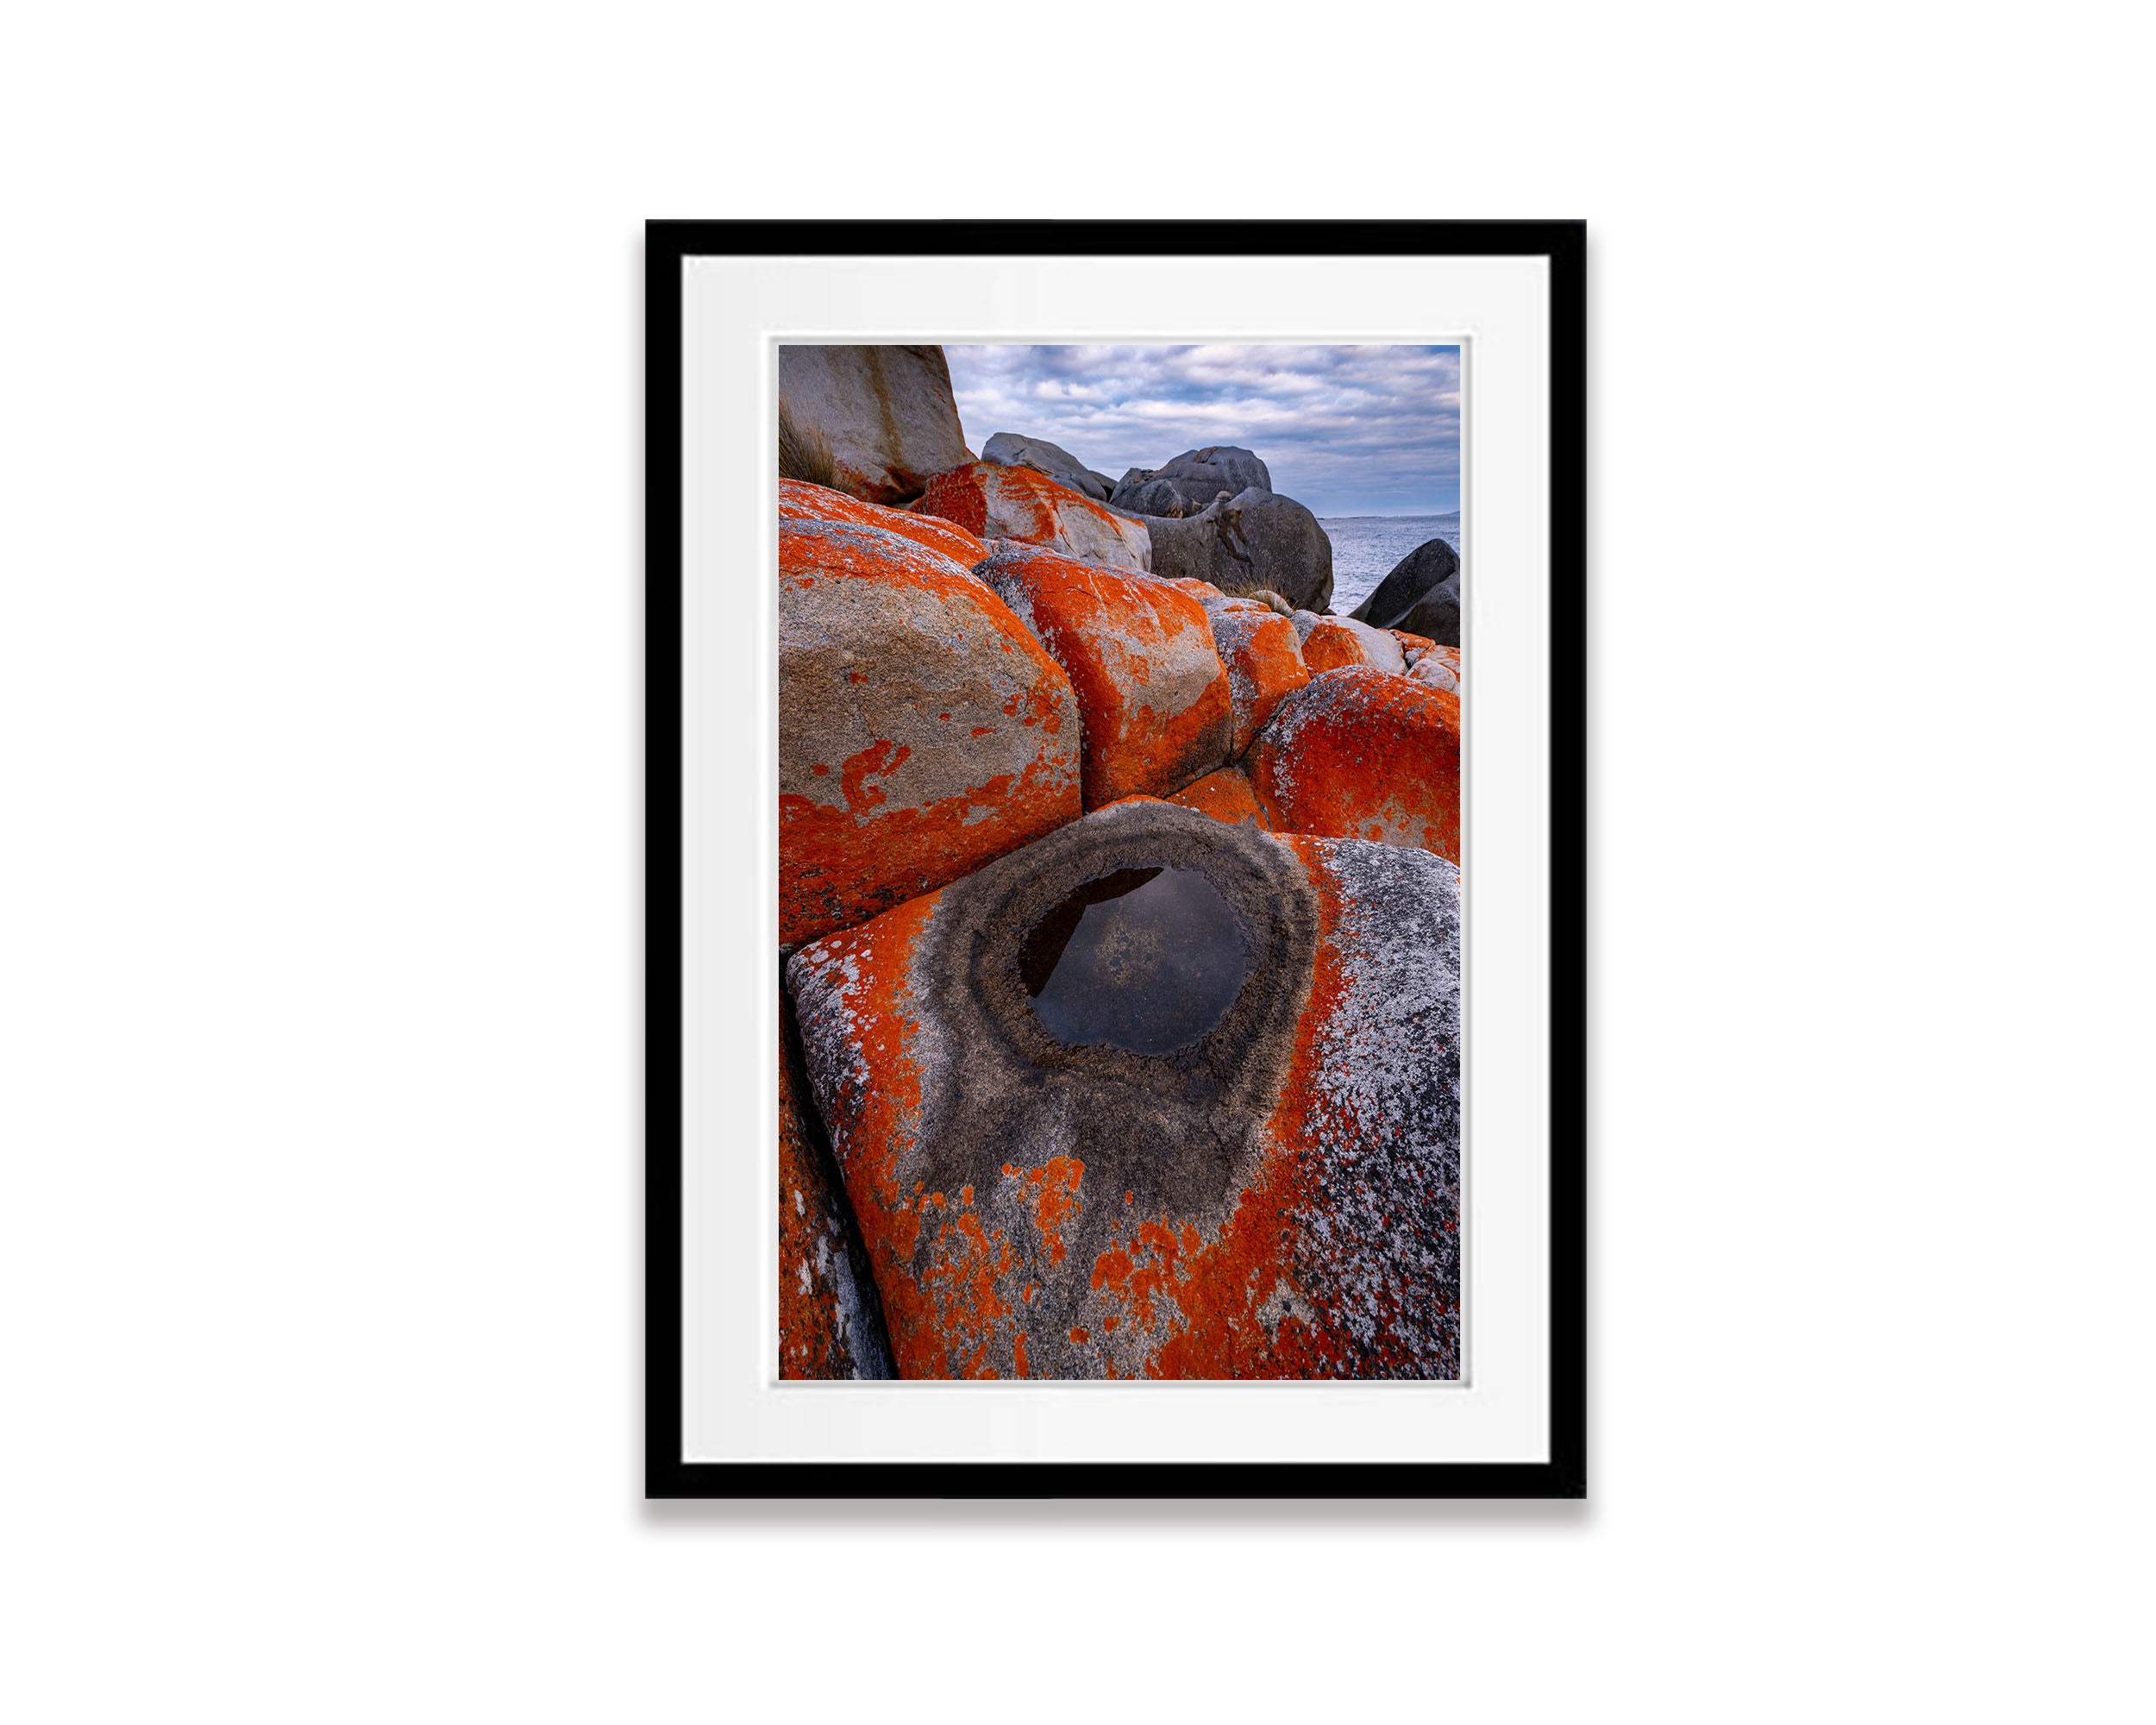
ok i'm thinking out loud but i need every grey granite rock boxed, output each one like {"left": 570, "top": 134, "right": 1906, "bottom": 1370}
{"left": 1110, "top": 445, "right": 1273, "bottom": 518}
{"left": 980, "top": 431, "right": 1112, "bottom": 502}
{"left": 776, "top": 345, "right": 974, "bottom": 506}
{"left": 1142, "top": 486, "right": 1333, "bottom": 613}
{"left": 1348, "top": 537, "right": 1462, "bottom": 646}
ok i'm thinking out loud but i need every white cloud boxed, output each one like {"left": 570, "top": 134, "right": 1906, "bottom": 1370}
{"left": 945, "top": 344, "right": 1461, "bottom": 516}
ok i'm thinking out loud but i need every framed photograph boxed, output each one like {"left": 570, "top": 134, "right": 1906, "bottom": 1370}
{"left": 648, "top": 221, "right": 1584, "bottom": 1496}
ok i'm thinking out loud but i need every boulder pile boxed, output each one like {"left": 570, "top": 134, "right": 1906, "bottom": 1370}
{"left": 1122, "top": 453, "right": 1334, "bottom": 612}
{"left": 975, "top": 542, "right": 1232, "bottom": 807}
{"left": 1110, "top": 445, "right": 1273, "bottom": 518}
{"left": 768, "top": 348, "right": 1466, "bottom": 1380}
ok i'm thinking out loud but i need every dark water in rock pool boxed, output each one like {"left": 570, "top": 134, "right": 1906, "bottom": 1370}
{"left": 1018, "top": 866, "right": 1250, "bottom": 1054}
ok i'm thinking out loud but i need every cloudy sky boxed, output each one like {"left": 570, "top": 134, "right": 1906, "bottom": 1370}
{"left": 944, "top": 344, "right": 1460, "bottom": 518}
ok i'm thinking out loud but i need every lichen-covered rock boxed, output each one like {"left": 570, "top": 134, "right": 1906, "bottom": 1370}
{"left": 1204, "top": 605, "right": 1310, "bottom": 756}
{"left": 980, "top": 431, "right": 1112, "bottom": 503}
{"left": 1165, "top": 763, "right": 1272, "bottom": 830}
{"left": 1300, "top": 614, "right": 1405, "bottom": 676}
{"left": 779, "top": 476, "right": 986, "bottom": 567}
{"left": 1247, "top": 666, "right": 1462, "bottom": 862}
{"left": 1141, "top": 487, "right": 1333, "bottom": 612}
{"left": 784, "top": 800, "right": 1461, "bottom": 1379}
{"left": 1349, "top": 536, "right": 1462, "bottom": 646}
{"left": 778, "top": 345, "right": 974, "bottom": 505}
{"left": 1110, "top": 446, "right": 1274, "bottom": 518}
{"left": 780, "top": 993, "right": 895, "bottom": 1379}
{"left": 917, "top": 462, "right": 1151, "bottom": 571}
{"left": 1407, "top": 643, "right": 1463, "bottom": 694}
{"left": 779, "top": 518, "right": 1082, "bottom": 947}
{"left": 976, "top": 543, "right": 1232, "bottom": 806}
{"left": 1389, "top": 630, "right": 1438, "bottom": 667}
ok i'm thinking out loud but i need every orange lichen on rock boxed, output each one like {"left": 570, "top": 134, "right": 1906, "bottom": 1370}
{"left": 1299, "top": 615, "right": 1406, "bottom": 676}
{"left": 977, "top": 543, "right": 1233, "bottom": 806}
{"left": 1015, "top": 1155, "right": 1084, "bottom": 1267}
{"left": 779, "top": 517, "right": 1083, "bottom": 947}
{"left": 1087, "top": 834, "right": 1462, "bottom": 1379}
{"left": 915, "top": 461, "right": 1151, "bottom": 571}
{"left": 784, "top": 800, "right": 1462, "bottom": 1380}
{"left": 778, "top": 992, "right": 893, "bottom": 1379}
{"left": 783, "top": 894, "right": 960, "bottom": 1376}
{"left": 778, "top": 476, "right": 987, "bottom": 567}
{"left": 1298, "top": 618, "right": 1361, "bottom": 675}
{"left": 1205, "top": 605, "right": 1309, "bottom": 756}
{"left": 918, "top": 1197, "right": 1019, "bottom": 1373}
{"left": 1246, "top": 666, "right": 1462, "bottom": 862}
{"left": 1407, "top": 643, "right": 1463, "bottom": 694}
{"left": 787, "top": 883, "right": 1111, "bottom": 1380}
{"left": 1165, "top": 764, "right": 1272, "bottom": 831}
{"left": 1389, "top": 630, "right": 1438, "bottom": 665}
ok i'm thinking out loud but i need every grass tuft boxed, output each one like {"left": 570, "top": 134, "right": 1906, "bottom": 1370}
{"left": 778, "top": 400, "right": 838, "bottom": 489}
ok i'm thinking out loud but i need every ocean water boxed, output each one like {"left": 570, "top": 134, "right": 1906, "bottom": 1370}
{"left": 1319, "top": 514, "right": 1462, "bottom": 616}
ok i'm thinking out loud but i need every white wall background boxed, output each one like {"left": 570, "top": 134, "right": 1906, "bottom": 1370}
{"left": 3, "top": 3, "right": 2149, "bottom": 1718}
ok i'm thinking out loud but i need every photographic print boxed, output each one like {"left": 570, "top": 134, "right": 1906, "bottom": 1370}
{"left": 774, "top": 342, "right": 1467, "bottom": 1381}
{"left": 649, "top": 223, "right": 1583, "bottom": 1494}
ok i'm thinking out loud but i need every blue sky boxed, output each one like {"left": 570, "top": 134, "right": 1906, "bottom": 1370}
{"left": 943, "top": 344, "right": 1460, "bottom": 517}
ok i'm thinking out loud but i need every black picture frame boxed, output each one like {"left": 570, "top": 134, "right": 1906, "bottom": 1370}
{"left": 646, "top": 220, "right": 1586, "bottom": 1498}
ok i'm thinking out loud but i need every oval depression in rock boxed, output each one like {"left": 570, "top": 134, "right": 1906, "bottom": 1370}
{"left": 1019, "top": 865, "right": 1250, "bottom": 1055}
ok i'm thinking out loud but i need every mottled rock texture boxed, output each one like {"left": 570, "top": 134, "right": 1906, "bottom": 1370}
{"left": 1300, "top": 614, "right": 1405, "bottom": 676}
{"left": 1203, "top": 605, "right": 1311, "bottom": 756}
{"left": 779, "top": 476, "right": 985, "bottom": 567}
{"left": 1349, "top": 536, "right": 1462, "bottom": 646}
{"left": 918, "top": 462, "right": 1151, "bottom": 572}
{"left": 784, "top": 800, "right": 1462, "bottom": 1379}
{"left": 1110, "top": 446, "right": 1273, "bottom": 518}
{"left": 1407, "top": 643, "right": 1463, "bottom": 694}
{"left": 1248, "top": 666, "right": 1462, "bottom": 862}
{"left": 980, "top": 431, "right": 1112, "bottom": 502}
{"left": 779, "top": 518, "right": 1082, "bottom": 948}
{"left": 1141, "top": 487, "right": 1334, "bottom": 613}
{"left": 780, "top": 993, "right": 895, "bottom": 1379}
{"left": 976, "top": 543, "right": 1232, "bottom": 807}
{"left": 778, "top": 345, "right": 973, "bottom": 506}
{"left": 1389, "top": 630, "right": 1438, "bottom": 667}
{"left": 1165, "top": 763, "right": 1273, "bottom": 830}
